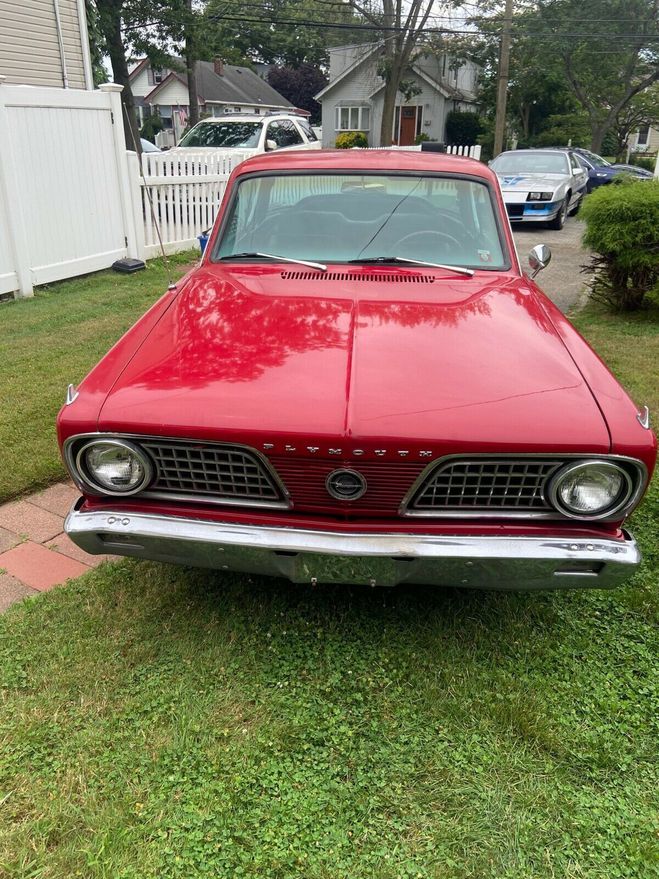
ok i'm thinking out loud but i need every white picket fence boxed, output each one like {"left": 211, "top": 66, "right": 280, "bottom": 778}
{"left": 366, "top": 144, "right": 482, "bottom": 159}
{"left": 136, "top": 150, "right": 250, "bottom": 257}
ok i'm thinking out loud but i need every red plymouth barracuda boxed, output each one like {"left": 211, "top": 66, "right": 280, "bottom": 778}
{"left": 58, "top": 150, "right": 656, "bottom": 590}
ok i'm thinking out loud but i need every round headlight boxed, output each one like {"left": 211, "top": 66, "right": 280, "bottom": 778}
{"left": 549, "top": 460, "right": 633, "bottom": 519}
{"left": 77, "top": 439, "right": 152, "bottom": 495}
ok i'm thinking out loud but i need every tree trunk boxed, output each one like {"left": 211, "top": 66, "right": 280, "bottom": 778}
{"left": 590, "top": 124, "right": 606, "bottom": 154}
{"left": 186, "top": 0, "right": 199, "bottom": 128}
{"left": 102, "top": 1, "right": 141, "bottom": 153}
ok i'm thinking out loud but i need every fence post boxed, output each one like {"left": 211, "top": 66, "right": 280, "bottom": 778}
{"left": 99, "top": 83, "right": 140, "bottom": 260}
{"left": 126, "top": 151, "right": 146, "bottom": 261}
{"left": 0, "top": 76, "right": 33, "bottom": 297}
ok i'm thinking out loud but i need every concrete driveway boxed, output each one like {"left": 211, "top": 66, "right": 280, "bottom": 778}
{"left": 512, "top": 217, "right": 590, "bottom": 314}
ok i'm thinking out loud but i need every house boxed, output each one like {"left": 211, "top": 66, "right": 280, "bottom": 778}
{"left": 0, "top": 0, "right": 93, "bottom": 89}
{"left": 315, "top": 43, "right": 479, "bottom": 148}
{"left": 631, "top": 123, "right": 659, "bottom": 155}
{"left": 129, "top": 58, "right": 296, "bottom": 143}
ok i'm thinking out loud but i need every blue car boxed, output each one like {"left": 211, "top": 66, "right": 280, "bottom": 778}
{"left": 570, "top": 148, "right": 654, "bottom": 192}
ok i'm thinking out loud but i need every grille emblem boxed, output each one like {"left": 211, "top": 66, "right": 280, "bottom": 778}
{"left": 326, "top": 469, "right": 367, "bottom": 501}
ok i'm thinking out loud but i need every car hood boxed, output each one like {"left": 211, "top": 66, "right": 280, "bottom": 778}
{"left": 97, "top": 266, "right": 610, "bottom": 453}
{"left": 496, "top": 173, "right": 564, "bottom": 191}
{"left": 611, "top": 163, "right": 653, "bottom": 177}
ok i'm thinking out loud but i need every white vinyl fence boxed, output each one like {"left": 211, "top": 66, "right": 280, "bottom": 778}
{"left": 0, "top": 80, "right": 140, "bottom": 298}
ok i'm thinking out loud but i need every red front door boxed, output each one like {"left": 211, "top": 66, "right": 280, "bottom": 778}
{"left": 399, "top": 106, "right": 417, "bottom": 146}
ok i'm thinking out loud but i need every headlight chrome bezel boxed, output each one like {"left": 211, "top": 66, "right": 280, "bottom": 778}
{"left": 527, "top": 191, "right": 554, "bottom": 201}
{"left": 74, "top": 438, "right": 154, "bottom": 497}
{"left": 547, "top": 459, "right": 635, "bottom": 520}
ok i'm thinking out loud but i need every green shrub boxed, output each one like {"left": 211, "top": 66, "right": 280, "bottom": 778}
{"left": 445, "top": 111, "right": 482, "bottom": 146}
{"left": 630, "top": 154, "right": 656, "bottom": 173}
{"left": 415, "top": 132, "right": 430, "bottom": 144}
{"left": 335, "top": 131, "right": 368, "bottom": 149}
{"left": 581, "top": 179, "right": 659, "bottom": 311}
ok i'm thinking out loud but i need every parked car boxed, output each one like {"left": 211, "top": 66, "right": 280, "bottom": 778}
{"left": 489, "top": 148, "right": 588, "bottom": 229}
{"left": 58, "top": 150, "right": 656, "bottom": 591}
{"left": 567, "top": 148, "right": 654, "bottom": 191}
{"left": 169, "top": 113, "right": 321, "bottom": 157}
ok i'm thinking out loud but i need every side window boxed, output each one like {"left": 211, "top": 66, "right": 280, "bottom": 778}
{"left": 266, "top": 121, "right": 284, "bottom": 148}
{"left": 279, "top": 120, "right": 304, "bottom": 147}
{"left": 569, "top": 153, "right": 582, "bottom": 173}
{"left": 297, "top": 119, "right": 318, "bottom": 142}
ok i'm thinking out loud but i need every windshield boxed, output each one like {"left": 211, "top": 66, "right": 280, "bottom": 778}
{"left": 178, "top": 121, "right": 263, "bottom": 148}
{"left": 491, "top": 151, "right": 570, "bottom": 175}
{"left": 213, "top": 173, "right": 507, "bottom": 269}
{"left": 579, "top": 149, "right": 610, "bottom": 167}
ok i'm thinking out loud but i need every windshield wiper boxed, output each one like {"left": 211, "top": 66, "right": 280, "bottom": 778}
{"left": 218, "top": 252, "right": 327, "bottom": 271}
{"left": 348, "top": 256, "right": 474, "bottom": 276}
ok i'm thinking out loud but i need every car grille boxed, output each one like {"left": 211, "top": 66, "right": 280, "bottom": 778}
{"left": 269, "top": 458, "right": 426, "bottom": 517}
{"left": 142, "top": 440, "right": 287, "bottom": 507}
{"left": 505, "top": 203, "right": 524, "bottom": 219}
{"left": 407, "top": 458, "right": 563, "bottom": 514}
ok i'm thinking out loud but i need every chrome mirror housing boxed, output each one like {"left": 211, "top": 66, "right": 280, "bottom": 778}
{"left": 528, "top": 244, "right": 552, "bottom": 278}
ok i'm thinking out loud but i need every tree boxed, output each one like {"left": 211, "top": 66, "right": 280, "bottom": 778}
{"left": 94, "top": 0, "right": 143, "bottom": 150}
{"left": 267, "top": 65, "right": 328, "bottom": 122}
{"left": 202, "top": 0, "right": 365, "bottom": 68}
{"left": 343, "top": 0, "right": 441, "bottom": 146}
{"left": 536, "top": 0, "right": 659, "bottom": 152}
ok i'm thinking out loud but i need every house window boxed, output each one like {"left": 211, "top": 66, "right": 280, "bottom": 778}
{"left": 637, "top": 124, "right": 650, "bottom": 146}
{"left": 335, "top": 106, "right": 370, "bottom": 131}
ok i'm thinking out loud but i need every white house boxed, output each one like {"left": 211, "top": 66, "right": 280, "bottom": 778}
{"left": 315, "top": 43, "right": 479, "bottom": 148}
{"left": 130, "top": 58, "right": 297, "bottom": 143}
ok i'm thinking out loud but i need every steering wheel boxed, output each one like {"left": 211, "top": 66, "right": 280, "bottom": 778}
{"left": 397, "top": 230, "right": 462, "bottom": 255}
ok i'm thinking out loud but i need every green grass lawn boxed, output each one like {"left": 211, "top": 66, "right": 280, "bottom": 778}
{"left": 0, "top": 253, "right": 196, "bottom": 503}
{"left": 0, "top": 277, "right": 657, "bottom": 878}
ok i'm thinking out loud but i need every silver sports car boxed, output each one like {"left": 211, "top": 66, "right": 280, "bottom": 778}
{"left": 489, "top": 149, "right": 588, "bottom": 230}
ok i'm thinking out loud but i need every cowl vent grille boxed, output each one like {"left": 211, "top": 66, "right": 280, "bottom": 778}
{"left": 280, "top": 271, "right": 435, "bottom": 283}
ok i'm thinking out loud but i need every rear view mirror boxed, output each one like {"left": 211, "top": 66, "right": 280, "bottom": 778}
{"left": 528, "top": 244, "right": 551, "bottom": 278}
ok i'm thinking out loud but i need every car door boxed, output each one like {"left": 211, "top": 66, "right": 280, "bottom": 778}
{"left": 568, "top": 152, "right": 588, "bottom": 202}
{"left": 266, "top": 119, "right": 308, "bottom": 152}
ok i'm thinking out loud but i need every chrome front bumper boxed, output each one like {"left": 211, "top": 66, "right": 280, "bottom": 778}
{"left": 65, "top": 505, "right": 641, "bottom": 590}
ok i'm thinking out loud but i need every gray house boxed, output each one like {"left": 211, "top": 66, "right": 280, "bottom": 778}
{"left": 316, "top": 43, "right": 479, "bottom": 148}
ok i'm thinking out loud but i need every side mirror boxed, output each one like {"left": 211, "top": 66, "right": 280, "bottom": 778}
{"left": 528, "top": 244, "right": 551, "bottom": 278}
{"left": 265, "top": 139, "right": 277, "bottom": 151}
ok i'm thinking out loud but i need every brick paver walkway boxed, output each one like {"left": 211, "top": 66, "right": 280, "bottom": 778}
{"left": 0, "top": 482, "right": 115, "bottom": 612}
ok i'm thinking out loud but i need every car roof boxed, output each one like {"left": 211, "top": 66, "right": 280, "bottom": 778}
{"left": 235, "top": 148, "right": 495, "bottom": 180}
{"left": 193, "top": 113, "right": 301, "bottom": 123}
{"left": 496, "top": 148, "right": 572, "bottom": 155}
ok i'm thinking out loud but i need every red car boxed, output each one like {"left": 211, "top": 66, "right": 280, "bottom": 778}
{"left": 58, "top": 150, "right": 656, "bottom": 590}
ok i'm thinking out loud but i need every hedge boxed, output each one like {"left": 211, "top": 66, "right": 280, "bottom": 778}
{"left": 581, "top": 179, "right": 659, "bottom": 311}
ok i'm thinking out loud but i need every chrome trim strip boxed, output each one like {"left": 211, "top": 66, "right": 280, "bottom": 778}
{"left": 399, "top": 453, "right": 649, "bottom": 522}
{"left": 637, "top": 406, "right": 650, "bottom": 430}
{"left": 63, "top": 433, "right": 291, "bottom": 510}
{"left": 64, "top": 506, "right": 641, "bottom": 590}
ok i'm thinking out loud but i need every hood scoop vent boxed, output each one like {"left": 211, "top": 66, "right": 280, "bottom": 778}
{"left": 280, "top": 271, "right": 435, "bottom": 283}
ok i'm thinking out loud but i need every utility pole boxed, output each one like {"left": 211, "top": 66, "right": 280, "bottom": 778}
{"left": 493, "top": 0, "right": 513, "bottom": 157}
